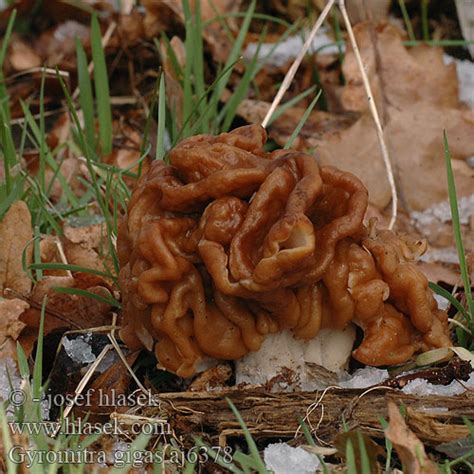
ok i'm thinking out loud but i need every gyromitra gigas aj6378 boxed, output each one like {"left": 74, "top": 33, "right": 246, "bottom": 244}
{"left": 118, "top": 125, "right": 451, "bottom": 377}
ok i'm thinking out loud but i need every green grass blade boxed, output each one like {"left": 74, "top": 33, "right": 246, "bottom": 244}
{"left": 345, "top": 438, "right": 357, "bottom": 474}
{"left": 0, "top": 405, "right": 17, "bottom": 474}
{"left": 284, "top": 90, "right": 321, "bottom": 149}
{"left": 0, "top": 9, "right": 16, "bottom": 122}
{"left": 33, "top": 296, "right": 47, "bottom": 402}
{"left": 443, "top": 131, "right": 474, "bottom": 325}
{"left": 156, "top": 74, "right": 167, "bottom": 161}
{"left": 53, "top": 286, "right": 121, "bottom": 308}
{"left": 91, "top": 14, "right": 113, "bottom": 156}
{"left": 398, "top": 0, "right": 416, "bottom": 41}
{"left": 357, "top": 432, "right": 371, "bottom": 474}
{"left": 429, "top": 282, "right": 468, "bottom": 319}
{"left": 380, "top": 417, "right": 393, "bottom": 473}
{"left": 29, "top": 262, "right": 114, "bottom": 280}
{"left": 16, "top": 342, "right": 30, "bottom": 379}
{"left": 268, "top": 85, "right": 317, "bottom": 125}
{"left": 206, "top": 0, "right": 256, "bottom": 132}
{"left": 421, "top": 0, "right": 430, "bottom": 41}
{"left": 226, "top": 398, "right": 268, "bottom": 473}
{"left": 190, "top": 0, "right": 206, "bottom": 126}
{"left": 299, "top": 419, "right": 316, "bottom": 447}
{"left": 220, "top": 27, "right": 266, "bottom": 132}
{"left": 76, "top": 38, "right": 96, "bottom": 149}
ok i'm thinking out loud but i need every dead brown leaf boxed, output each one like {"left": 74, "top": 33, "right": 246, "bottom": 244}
{"left": 8, "top": 36, "right": 41, "bottom": 71}
{"left": 142, "top": 0, "right": 236, "bottom": 63}
{"left": 385, "top": 401, "right": 439, "bottom": 474}
{"left": 0, "top": 298, "right": 28, "bottom": 344}
{"left": 19, "top": 275, "right": 113, "bottom": 355}
{"left": 0, "top": 201, "right": 33, "bottom": 296}
{"left": 255, "top": 23, "right": 474, "bottom": 214}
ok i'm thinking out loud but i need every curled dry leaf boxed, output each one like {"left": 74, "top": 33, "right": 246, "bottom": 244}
{"left": 317, "top": 23, "right": 474, "bottom": 213}
{"left": 0, "top": 201, "right": 33, "bottom": 296}
{"left": 385, "top": 401, "right": 438, "bottom": 474}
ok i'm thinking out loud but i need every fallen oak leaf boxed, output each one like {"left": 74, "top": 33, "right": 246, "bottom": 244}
{"left": 0, "top": 201, "right": 33, "bottom": 296}
{"left": 142, "top": 0, "right": 237, "bottom": 64}
{"left": 0, "top": 298, "right": 28, "bottom": 344}
{"left": 254, "top": 23, "right": 474, "bottom": 214}
{"left": 19, "top": 277, "right": 114, "bottom": 355}
{"left": 385, "top": 401, "right": 439, "bottom": 474}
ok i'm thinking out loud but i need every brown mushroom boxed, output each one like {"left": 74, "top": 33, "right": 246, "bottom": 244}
{"left": 118, "top": 124, "right": 451, "bottom": 376}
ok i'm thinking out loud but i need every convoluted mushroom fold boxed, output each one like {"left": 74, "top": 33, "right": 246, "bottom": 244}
{"left": 118, "top": 125, "right": 450, "bottom": 377}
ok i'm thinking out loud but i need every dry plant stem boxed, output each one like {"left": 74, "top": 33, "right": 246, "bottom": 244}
{"left": 108, "top": 313, "right": 148, "bottom": 393}
{"left": 338, "top": 0, "right": 398, "bottom": 229}
{"left": 54, "top": 237, "right": 73, "bottom": 278}
{"left": 261, "top": 0, "right": 336, "bottom": 128}
{"left": 54, "top": 343, "right": 112, "bottom": 435}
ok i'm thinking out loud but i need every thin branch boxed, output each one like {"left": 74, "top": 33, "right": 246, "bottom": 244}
{"left": 261, "top": 0, "right": 336, "bottom": 128}
{"left": 338, "top": 0, "right": 398, "bottom": 229}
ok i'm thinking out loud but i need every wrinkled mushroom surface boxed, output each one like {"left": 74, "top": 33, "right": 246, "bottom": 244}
{"left": 118, "top": 125, "right": 450, "bottom": 377}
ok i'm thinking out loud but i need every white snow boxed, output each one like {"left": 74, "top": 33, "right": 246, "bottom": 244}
{"left": 264, "top": 443, "right": 321, "bottom": 474}
{"left": 433, "top": 293, "right": 450, "bottom": 311}
{"left": 0, "top": 357, "right": 22, "bottom": 403}
{"left": 401, "top": 372, "right": 474, "bottom": 396}
{"left": 339, "top": 367, "right": 389, "bottom": 389}
{"left": 62, "top": 333, "right": 96, "bottom": 364}
{"left": 244, "top": 27, "right": 341, "bottom": 68}
{"left": 411, "top": 194, "right": 474, "bottom": 227}
{"left": 444, "top": 54, "right": 474, "bottom": 110}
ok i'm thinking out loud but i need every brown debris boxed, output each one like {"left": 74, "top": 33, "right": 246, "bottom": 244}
{"left": 385, "top": 401, "right": 439, "bottom": 474}
{"left": 145, "top": 387, "right": 473, "bottom": 447}
{"left": 0, "top": 201, "right": 33, "bottom": 296}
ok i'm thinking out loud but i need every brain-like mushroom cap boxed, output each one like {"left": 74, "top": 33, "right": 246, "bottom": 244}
{"left": 118, "top": 125, "right": 450, "bottom": 377}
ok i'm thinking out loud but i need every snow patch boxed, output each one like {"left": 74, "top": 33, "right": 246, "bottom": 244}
{"left": 411, "top": 194, "right": 474, "bottom": 227}
{"left": 339, "top": 367, "right": 389, "bottom": 389}
{"left": 244, "top": 28, "right": 341, "bottom": 67}
{"left": 0, "top": 358, "right": 22, "bottom": 403}
{"left": 444, "top": 54, "right": 474, "bottom": 110}
{"left": 62, "top": 333, "right": 96, "bottom": 364}
{"left": 264, "top": 443, "right": 321, "bottom": 474}
{"left": 402, "top": 372, "right": 474, "bottom": 396}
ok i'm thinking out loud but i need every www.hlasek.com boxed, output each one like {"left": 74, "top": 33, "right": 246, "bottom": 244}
{"left": 8, "top": 417, "right": 172, "bottom": 437}
{"left": 8, "top": 445, "right": 234, "bottom": 468}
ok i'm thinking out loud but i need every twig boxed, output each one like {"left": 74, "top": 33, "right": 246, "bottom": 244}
{"left": 108, "top": 313, "right": 149, "bottom": 393}
{"left": 54, "top": 343, "right": 112, "bottom": 435}
{"left": 338, "top": 0, "right": 398, "bottom": 229}
{"left": 261, "top": 0, "right": 336, "bottom": 128}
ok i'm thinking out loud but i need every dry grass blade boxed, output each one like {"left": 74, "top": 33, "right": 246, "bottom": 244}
{"left": 261, "top": 0, "right": 336, "bottom": 128}
{"left": 338, "top": 0, "right": 398, "bottom": 229}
